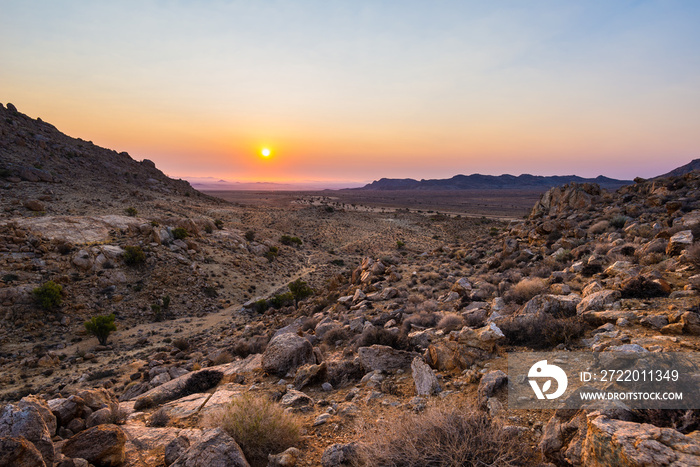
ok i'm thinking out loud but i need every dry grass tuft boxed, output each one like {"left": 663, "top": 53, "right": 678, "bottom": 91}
{"left": 505, "top": 278, "right": 547, "bottom": 304}
{"left": 356, "top": 404, "right": 535, "bottom": 466}
{"left": 205, "top": 394, "right": 301, "bottom": 467}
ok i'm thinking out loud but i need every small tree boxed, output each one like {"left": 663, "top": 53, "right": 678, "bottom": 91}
{"left": 85, "top": 313, "right": 117, "bottom": 346}
{"left": 288, "top": 278, "right": 313, "bottom": 306}
{"left": 123, "top": 245, "right": 146, "bottom": 265}
{"left": 33, "top": 281, "right": 63, "bottom": 310}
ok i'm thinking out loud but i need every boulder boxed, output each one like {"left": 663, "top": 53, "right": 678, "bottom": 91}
{"left": 49, "top": 395, "right": 86, "bottom": 427}
{"left": 280, "top": 389, "right": 314, "bottom": 409}
{"left": 581, "top": 414, "right": 700, "bottom": 466}
{"left": 667, "top": 230, "right": 693, "bottom": 256}
{"left": 261, "top": 333, "right": 314, "bottom": 377}
{"left": 0, "top": 436, "right": 46, "bottom": 467}
{"left": 62, "top": 424, "right": 126, "bottom": 467}
{"left": 411, "top": 357, "right": 441, "bottom": 396}
{"left": 268, "top": 447, "right": 301, "bottom": 467}
{"left": 426, "top": 341, "right": 489, "bottom": 372}
{"left": 456, "top": 323, "right": 505, "bottom": 352}
{"left": 23, "top": 199, "right": 45, "bottom": 211}
{"left": 19, "top": 396, "right": 57, "bottom": 436}
{"left": 86, "top": 408, "right": 112, "bottom": 428}
{"left": 132, "top": 369, "right": 222, "bottom": 410}
{"left": 0, "top": 401, "right": 55, "bottom": 466}
{"left": 170, "top": 428, "right": 249, "bottom": 467}
{"left": 477, "top": 370, "right": 508, "bottom": 406}
{"left": 321, "top": 442, "right": 359, "bottom": 467}
{"left": 577, "top": 290, "right": 621, "bottom": 314}
{"left": 293, "top": 362, "right": 327, "bottom": 390}
{"left": 358, "top": 345, "right": 419, "bottom": 372}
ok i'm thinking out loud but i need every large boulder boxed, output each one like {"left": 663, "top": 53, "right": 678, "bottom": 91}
{"left": 666, "top": 230, "right": 693, "bottom": 256}
{"left": 411, "top": 357, "right": 441, "bottom": 396}
{"left": 358, "top": 345, "right": 419, "bottom": 372}
{"left": 321, "top": 442, "right": 360, "bottom": 467}
{"left": 531, "top": 183, "right": 599, "bottom": 218}
{"left": 0, "top": 436, "right": 47, "bottom": 467}
{"left": 581, "top": 414, "right": 700, "bottom": 466}
{"left": 0, "top": 401, "right": 55, "bottom": 466}
{"left": 523, "top": 294, "right": 581, "bottom": 318}
{"left": 261, "top": 333, "right": 314, "bottom": 376}
{"left": 49, "top": 395, "right": 86, "bottom": 427}
{"left": 170, "top": 428, "right": 249, "bottom": 467}
{"left": 132, "top": 369, "right": 223, "bottom": 410}
{"left": 577, "top": 290, "right": 621, "bottom": 315}
{"left": 62, "top": 424, "right": 126, "bottom": 467}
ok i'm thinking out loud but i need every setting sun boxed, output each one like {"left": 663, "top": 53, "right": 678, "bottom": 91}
{"left": 261, "top": 148, "right": 271, "bottom": 157}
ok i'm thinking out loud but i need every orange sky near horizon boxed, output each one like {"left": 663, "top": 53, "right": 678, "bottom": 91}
{"left": 2, "top": 1, "right": 699, "bottom": 185}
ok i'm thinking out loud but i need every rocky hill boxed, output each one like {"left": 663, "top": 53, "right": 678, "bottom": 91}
{"left": 656, "top": 158, "right": 700, "bottom": 178}
{"left": 1, "top": 104, "right": 700, "bottom": 466}
{"left": 357, "top": 173, "right": 631, "bottom": 190}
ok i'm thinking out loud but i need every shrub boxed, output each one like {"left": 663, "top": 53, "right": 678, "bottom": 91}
{"left": 265, "top": 246, "right": 278, "bottom": 262}
{"left": 231, "top": 336, "right": 268, "bottom": 358}
{"left": 244, "top": 230, "right": 255, "bottom": 241}
{"left": 84, "top": 313, "right": 117, "bottom": 346}
{"left": 505, "top": 278, "right": 547, "bottom": 304}
{"left": 610, "top": 215, "right": 628, "bottom": 229}
{"left": 125, "top": 206, "right": 138, "bottom": 217}
{"left": 147, "top": 408, "right": 170, "bottom": 427}
{"left": 437, "top": 313, "right": 464, "bottom": 333}
{"left": 172, "top": 227, "right": 188, "bottom": 240}
{"left": 205, "top": 394, "right": 301, "bottom": 467}
{"left": 270, "top": 292, "right": 294, "bottom": 309}
{"left": 355, "top": 326, "right": 407, "bottom": 351}
{"left": 588, "top": 220, "right": 609, "bottom": 235}
{"left": 203, "top": 286, "right": 218, "bottom": 298}
{"left": 2, "top": 273, "right": 19, "bottom": 283}
{"left": 33, "top": 281, "right": 63, "bottom": 310}
{"left": 280, "top": 235, "right": 302, "bottom": 246}
{"left": 288, "top": 278, "right": 313, "bottom": 305}
{"left": 123, "top": 245, "right": 146, "bottom": 265}
{"left": 396, "top": 240, "right": 405, "bottom": 249}
{"left": 357, "top": 404, "right": 535, "bottom": 466}
{"left": 498, "top": 313, "right": 586, "bottom": 349}
{"left": 204, "top": 224, "right": 213, "bottom": 234}
{"left": 172, "top": 337, "right": 189, "bottom": 351}
{"left": 252, "top": 299, "right": 269, "bottom": 313}
{"left": 151, "top": 304, "right": 163, "bottom": 322}
{"left": 214, "top": 219, "right": 224, "bottom": 229}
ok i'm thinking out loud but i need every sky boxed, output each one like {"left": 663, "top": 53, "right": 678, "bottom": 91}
{"left": 2, "top": 0, "right": 699, "bottom": 186}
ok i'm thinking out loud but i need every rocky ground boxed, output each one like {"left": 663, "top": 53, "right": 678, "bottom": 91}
{"left": 1, "top": 102, "right": 700, "bottom": 466}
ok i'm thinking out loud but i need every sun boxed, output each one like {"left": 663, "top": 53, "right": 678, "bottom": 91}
{"left": 261, "top": 148, "right": 271, "bottom": 157}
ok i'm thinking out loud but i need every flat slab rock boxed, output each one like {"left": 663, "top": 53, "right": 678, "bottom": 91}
{"left": 358, "top": 345, "right": 419, "bottom": 372}
{"left": 5, "top": 215, "right": 144, "bottom": 244}
{"left": 121, "top": 426, "right": 206, "bottom": 467}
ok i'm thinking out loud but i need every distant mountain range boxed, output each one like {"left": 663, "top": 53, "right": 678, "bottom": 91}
{"left": 355, "top": 174, "right": 633, "bottom": 191}
{"left": 188, "top": 177, "right": 364, "bottom": 191}
{"left": 656, "top": 159, "right": 700, "bottom": 178}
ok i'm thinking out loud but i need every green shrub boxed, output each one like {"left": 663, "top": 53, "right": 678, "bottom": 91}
{"left": 280, "top": 235, "right": 302, "bottom": 246}
{"left": 123, "top": 245, "right": 146, "bottom": 265}
{"left": 172, "top": 227, "right": 188, "bottom": 240}
{"left": 151, "top": 304, "right": 163, "bottom": 322}
{"left": 396, "top": 240, "right": 405, "bottom": 249}
{"left": 84, "top": 313, "right": 117, "bottom": 346}
{"left": 2, "top": 273, "right": 19, "bottom": 283}
{"left": 245, "top": 230, "right": 256, "bottom": 241}
{"left": 204, "top": 224, "right": 213, "bottom": 234}
{"left": 205, "top": 394, "right": 301, "bottom": 467}
{"left": 252, "top": 299, "right": 269, "bottom": 313}
{"left": 610, "top": 215, "right": 628, "bottom": 229}
{"left": 125, "top": 207, "right": 138, "bottom": 217}
{"left": 203, "top": 286, "right": 218, "bottom": 297}
{"left": 271, "top": 292, "right": 294, "bottom": 309}
{"left": 32, "top": 281, "right": 63, "bottom": 310}
{"left": 265, "top": 246, "right": 279, "bottom": 262}
{"left": 214, "top": 219, "right": 224, "bottom": 229}
{"left": 288, "top": 278, "right": 313, "bottom": 305}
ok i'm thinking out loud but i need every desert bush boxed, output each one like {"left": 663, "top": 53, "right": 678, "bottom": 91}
{"left": 357, "top": 404, "right": 535, "bottom": 466}
{"left": 396, "top": 240, "right": 405, "bottom": 249}
{"left": 123, "top": 245, "right": 146, "bottom": 265}
{"left": 33, "top": 280, "right": 63, "bottom": 309}
{"left": 172, "top": 337, "right": 190, "bottom": 351}
{"left": 504, "top": 278, "right": 547, "bottom": 305}
{"left": 639, "top": 252, "right": 665, "bottom": 266}
{"left": 498, "top": 313, "right": 586, "bottom": 349}
{"left": 172, "top": 227, "right": 189, "bottom": 240}
{"left": 280, "top": 235, "right": 302, "bottom": 246}
{"left": 322, "top": 327, "right": 350, "bottom": 345}
{"left": 289, "top": 278, "right": 313, "bottom": 304}
{"left": 2, "top": 273, "right": 19, "bottom": 283}
{"left": 147, "top": 407, "right": 170, "bottom": 427}
{"left": 214, "top": 219, "right": 224, "bottom": 229}
{"left": 204, "top": 224, "right": 213, "bottom": 234}
{"left": 401, "top": 311, "right": 439, "bottom": 333}
{"left": 437, "top": 313, "right": 464, "bottom": 333}
{"left": 252, "top": 299, "right": 269, "bottom": 313}
{"left": 269, "top": 292, "right": 292, "bottom": 309}
{"left": 151, "top": 304, "right": 163, "bottom": 322}
{"left": 355, "top": 326, "right": 407, "bottom": 350}
{"left": 84, "top": 313, "right": 117, "bottom": 346}
{"left": 231, "top": 336, "right": 268, "bottom": 358}
{"left": 581, "top": 262, "right": 603, "bottom": 277}
{"left": 182, "top": 370, "right": 223, "bottom": 396}
{"left": 202, "top": 285, "right": 218, "bottom": 297}
{"left": 244, "top": 230, "right": 255, "bottom": 241}
{"left": 588, "top": 220, "right": 609, "bottom": 235}
{"left": 556, "top": 249, "right": 573, "bottom": 263}
{"left": 620, "top": 276, "right": 669, "bottom": 299}
{"left": 327, "top": 359, "right": 365, "bottom": 387}
{"left": 125, "top": 206, "right": 138, "bottom": 217}
{"left": 610, "top": 215, "right": 628, "bottom": 229}
{"left": 205, "top": 394, "right": 301, "bottom": 467}
{"left": 211, "top": 351, "right": 234, "bottom": 365}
